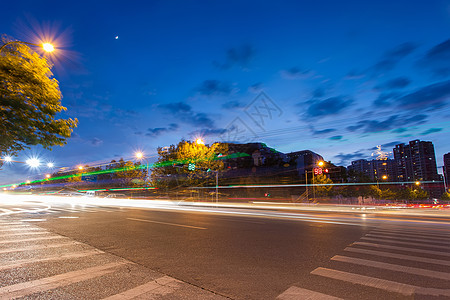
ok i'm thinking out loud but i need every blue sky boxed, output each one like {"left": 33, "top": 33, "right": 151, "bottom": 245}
{"left": 2, "top": 0, "right": 450, "bottom": 183}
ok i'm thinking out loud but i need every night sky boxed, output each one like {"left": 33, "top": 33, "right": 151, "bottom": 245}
{"left": 2, "top": 0, "right": 450, "bottom": 183}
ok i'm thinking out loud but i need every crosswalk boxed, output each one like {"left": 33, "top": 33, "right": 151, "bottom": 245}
{"left": 0, "top": 220, "right": 226, "bottom": 299}
{"left": 1, "top": 205, "right": 119, "bottom": 217}
{"left": 277, "top": 224, "right": 450, "bottom": 299}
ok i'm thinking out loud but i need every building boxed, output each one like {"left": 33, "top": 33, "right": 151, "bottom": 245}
{"left": 347, "top": 159, "right": 396, "bottom": 182}
{"left": 393, "top": 140, "right": 442, "bottom": 197}
{"left": 393, "top": 140, "right": 440, "bottom": 182}
{"left": 444, "top": 153, "right": 450, "bottom": 192}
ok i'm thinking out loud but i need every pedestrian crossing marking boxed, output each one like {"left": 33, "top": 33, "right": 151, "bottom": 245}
{"left": 353, "top": 241, "right": 450, "bottom": 256}
{"left": 0, "top": 249, "right": 103, "bottom": 271}
{"left": 276, "top": 286, "right": 343, "bottom": 299}
{"left": 365, "top": 233, "right": 450, "bottom": 245}
{"left": 102, "top": 275, "right": 180, "bottom": 300}
{"left": 360, "top": 236, "right": 450, "bottom": 250}
{"left": 344, "top": 247, "right": 450, "bottom": 266}
{"left": 331, "top": 255, "right": 450, "bottom": 280}
{"left": 0, "top": 261, "right": 128, "bottom": 299}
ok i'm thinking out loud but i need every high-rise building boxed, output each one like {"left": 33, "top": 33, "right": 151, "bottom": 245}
{"left": 444, "top": 153, "right": 450, "bottom": 191}
{"left": 347, "top": 159, "right": 396, "bottom": 182}
{"left": 393, "top": 140, "right": 442, "bottom": 198}
{"left": 393, "top": 140, "right": 440, "bottom": 182}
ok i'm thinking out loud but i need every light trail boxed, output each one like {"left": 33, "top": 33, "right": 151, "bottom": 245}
{"left": 0, "top": 152, "right": 249, "bottom": 189}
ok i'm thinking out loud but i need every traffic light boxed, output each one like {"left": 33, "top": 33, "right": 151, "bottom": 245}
{"left": 188, "top": 163, "right": 196, "bottom": 171}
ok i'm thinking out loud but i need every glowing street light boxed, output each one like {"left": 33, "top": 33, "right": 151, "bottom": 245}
{"left": 47, "top": 162, "right": 54, "bottom": 168}
{"left": 195, "top": 138, "right": 205, "bottom": 145}
{"left": 135, "top": 152, "right": 149, "bottom": 181}
{"left": 415, "top": 181, "right": 420, "bottom": 186}
{"left": 42, "top": 43, "right": 54, "bottom": 52}
{"left": 26, "top": 158, "right": 40, "bottom": 168}
{"left": 318, "top": 161, "right": 324, "bottom": 167}
{"left": 3, "top": 156, "right": 13, "bottom": 163}
{"left": 78, "top": 166, "right": 84, "bottom": 170}
{"left": 382, "top": 175, "right": 387, "bottom": 180}
{"left": 26, "top": 180, "right": 31, "bottom": 184}
{"left": 45, "top": 174, "right": 51, "bottom": 179}
{"left": 0, "top": 40, "right": 55, "bottom": 54}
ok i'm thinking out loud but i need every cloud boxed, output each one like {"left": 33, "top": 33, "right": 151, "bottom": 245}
{"left": 281, "top": 67, "right": 312, "bottom": 79}
{"left": 222, "top": 100, "right": 246, "bottom": 110}
{"left": 214, "top": 44, "right": 255, "bottom": 70}
{"left": 334, "top": 151, "right": 367, "bottom": 166}
{"left": 91, "top": 138, "right": 103, "bottom": 146}
{"left": 249, "top": 82, "right": 263, "bottom": 93}
{"left": 395, "top": 80, "right": 450, "bottom": 111}
{"left": 329, "top": 135, "right": 342, "bottom": 140}
{"left": 392, "top": 128, "right": 408, "bottom": 134}
{"left": 375, "top": 77, "right": 411, "bottom": 90}
{"left": 370, "top": 42, "right": 417, "bottom": 76}
{"left": 310, "top": 126, "right": 336, "bottom": 135}
{"left": 421, "top": 128, "right": 443, "bottom": 135}
{"left": 312, "top": 87, "right": 327, "bottom": 98}
{"left": 159, "top": 103, "right": 215, "bottom": 127}
{"left": 189, "top": 128, "right": 228, "bottom": 137}
{"left": 419, "top": 38, "right": 450, "bottom": 78}
{"left": 345, "top": 70, "right": 366, "bottom": 80}
{"left": 347, "top": 114, "right": 428, "bottom": 133}
{"left": 373, "top": 92, "right": 400, "bottom": 106}
{"left": 145, "top": 123, "right": 179, "bottom": 138}
{"left": 197, "top": 80, "right": 234, "bottom": 96}
{"left": 303, "top": 96, "right": 353, "bottom": 117}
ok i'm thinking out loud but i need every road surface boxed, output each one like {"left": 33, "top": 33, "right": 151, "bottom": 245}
{"left": 1, "top": 195, "right": 450, "bottom": 299}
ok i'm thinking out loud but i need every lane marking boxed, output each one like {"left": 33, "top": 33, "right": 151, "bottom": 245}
{"left": 276, "top": 286, "right": 342, "bottom": 299}
{"left": 0, "top": 261, "right": 128, "bottom": 299}
{"left": 332, "top": 255, "right": 450, "bottom": 280}
{"left": 126, "top": 218, "right": 207, "bottom": 230}
{"left": 365, "top": 233, "right": 450, "bottom": 245}
{"left": 0, "top": 241, "right": 78, "bottom": 254}
{"left": 58, "top": 216, "right": 79, "bottom": 219}
{"left": 353, "top": 241, "right": 450, "bottom": 257}
{"left": 20, "top": 219, "right": 47, "bottom": 222}
{"left": 0, "top": 235, "right": 66, "bottom": 245}
{"left": 0, "top": 222, "right": 26, "bottom": 226}
{"left": 344, "top": 247, "right": 450, "bottom": 267}
{"left": 311, "top": 267, "right": 450, "bottom": 297}
{"left": 102, "top": 275, "right": 180, "bottom": 300}
{"left": 360, "top": 237, "right": 450, "bottom": 250}
{"left": 0, "top": 249, "right": 103, "bottom": 271}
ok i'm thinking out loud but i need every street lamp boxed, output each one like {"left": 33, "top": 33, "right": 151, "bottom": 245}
{"left": 26, "top": 158, "right": 40, "bottom": 168}
{"left": 305, "top": 161, "right": 325, "bottom": 203}
{"left": 135, "top": 152, "right": 149, "bottom": 182}
{"left": 195, "top": 138, "right": 205, "bottom": 145}
{"left": 0, "top": 40, "right": 55, "bottom": 54}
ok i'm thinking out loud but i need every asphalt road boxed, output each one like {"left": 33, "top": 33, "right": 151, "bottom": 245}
{"left": 1, "top": 196, "right": 450, "bottom": 299}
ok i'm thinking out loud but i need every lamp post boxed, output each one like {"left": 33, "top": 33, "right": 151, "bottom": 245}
{"left": 305, "top": 161, "right": 325, "bottom": 203}
{"left": 0, "top": 41, "right": 54, "bottom": 54}
{"left": 135, "top": 152, "right": 149, "bottom": 182}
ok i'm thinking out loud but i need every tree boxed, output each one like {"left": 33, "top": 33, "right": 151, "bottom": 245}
{"left": 0, "top": 38, "right": 78, "bottom": 160}
{"left": 112, "top": 158, "right": 145, "bottom": 186}
{"left": 313, "top": 174, "right": 333, "bottom": 197}
{"left": 151, "top": 140, "right": 228, "bottom": 188}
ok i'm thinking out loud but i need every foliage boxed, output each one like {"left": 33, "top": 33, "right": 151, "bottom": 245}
{"left": 313, "top": 174, "right": 333, "bottom": 197}
{"left": 111, "top": 158, "right": 145, "bottom": 186}
{"left": 0, "top": 38, "right": 78, "bottom": 159}
{"left": 151, "top": 140, "right": 228, "bottom": 188}
{"left": 441, "top": 192, "right": 450, "bottom": 200}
